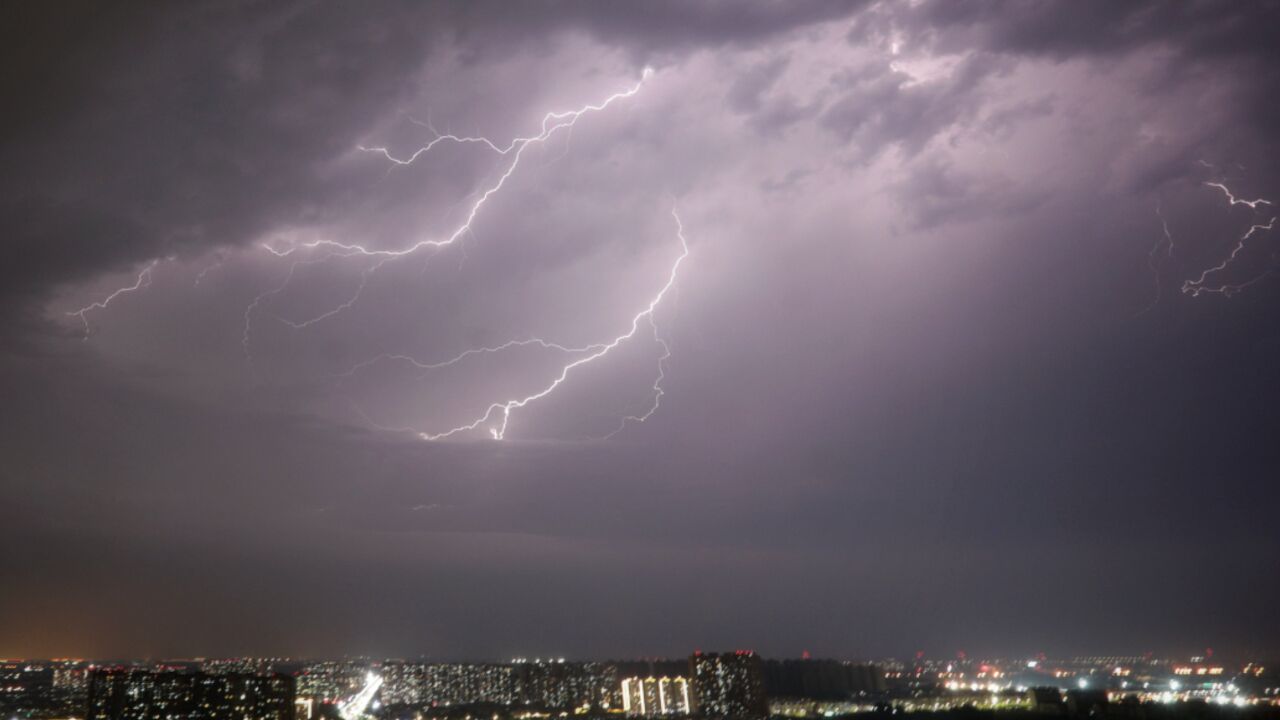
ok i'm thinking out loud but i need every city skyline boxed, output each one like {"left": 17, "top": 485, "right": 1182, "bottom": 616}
{"left": 5, "top": 651, "right": 1277, "bottom": 720}
{"left": 3, "top": 0, "right": 1280, "bottom": 664}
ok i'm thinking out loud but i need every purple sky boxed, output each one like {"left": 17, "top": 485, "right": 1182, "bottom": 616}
{"left": 2, "top": 1, "right": 1280, "bottom": 661}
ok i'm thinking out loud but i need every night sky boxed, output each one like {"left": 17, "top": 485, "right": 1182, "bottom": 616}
{"left": 2, "top": 1, "right": 1279, "bottom": 661}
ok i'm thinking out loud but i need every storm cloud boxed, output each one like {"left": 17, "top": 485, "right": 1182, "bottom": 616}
{"left": 2, "top": 1, "right": 1279, "bottom": 661}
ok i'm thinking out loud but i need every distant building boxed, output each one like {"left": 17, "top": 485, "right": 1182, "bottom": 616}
{"left": 1065, "top": 689, "right": 1107, "bottom": 717}
{"left": 296, "top": 660, "right": 370, "bottom": 702}
{"left": 49, "top": 661, "right": 93, "bottom": 715}
{"left": 379, "top": 661, "right": 425, "bottom": 705}
{"left": 52, "top": 661, "right": 91, "bottom": 693}
{"left": 1171, "top": 663, "right": 1226, "bottom": 678}
{"left": 378, "top": 662, "right": 519, "bottom": 707}
{"left": 428, "top": 662, "right": 518, "bottom": 706}
{"left": 200, "top": 658, "right": 275, "bottom": 676}
{"left": 621, "top": 676, "right": 692, "bottom": 716}
{"left": 761, "top": 659, "right": 885, "bottom": 699}
{"left": 689, "top": 652, "right": 767, "bottom": 720}
{"left": 1027, "top": 686, "right": 1064, "bottom": 714}
{"left": 514, "top": 659, "right": 614, "bottom": 709}
{"left": 0, "top": 661, "right": 54, "bottom": 717}
{"left": 86, "top": 669, "right": 295, "bottom": 720}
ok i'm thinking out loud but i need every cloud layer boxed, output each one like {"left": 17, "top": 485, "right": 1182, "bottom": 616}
{"left": 2, "top": 1, "right": 1279, "bottom": 659}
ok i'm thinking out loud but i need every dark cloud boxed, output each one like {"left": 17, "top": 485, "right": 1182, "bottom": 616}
{"left": 852, "top": 0, "right": 1280, "bottom": 140}
{"left": 849, "top": 0, "right": 1280, "bottom": 61}
{"left": 1, "top": 4, "right": 442, "bottom": 332}
{"left": 821, "top": 52, "right": 1011, "bottom": 160}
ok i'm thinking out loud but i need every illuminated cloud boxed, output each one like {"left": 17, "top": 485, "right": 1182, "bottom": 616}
{"left": 2, "top": 0, "right": 1280, "bottom": 659}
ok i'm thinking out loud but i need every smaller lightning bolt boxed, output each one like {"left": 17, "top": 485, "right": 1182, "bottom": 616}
{"left": 602, "top": 314, "right": 672, "bottom": 440}
{"left": 418, "top": 207, "right": 688, "bottom": 442}
{"left": 1205, "top": 181, "right": 1272, "bottom": 209}
{"left": 66, "top": 259, "right": 161, "bottom": 337}
{"left": 1155, "top": 202, "right": 1175, "bottom": 259}
{"left": 1181, "top": 217, "right": 1277, "bottom": 297}
{"left": 360, "top": 124, "right": 511, "bottom": 165}
{"left": 242, "top": 252, "right": 349, "bottom": 368}
{"left": 1217, "top": 261, "right": 1279, "bottom": 297}
{"left": 193, "top": 256, "right": 224, "bottom": 287}
{"left": 336, "top": 338, "right": 608, "bottom": 380}
{"left": 276, "top": 255, "right": 395, "bottom": 330}
{"left": 346, "top": 399, "right": 424, "bottom": 436}
{"left": 1136, "top": 201, "right": 1176, "bottom": 315}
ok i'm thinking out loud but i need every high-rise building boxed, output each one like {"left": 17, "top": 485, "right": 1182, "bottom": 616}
{"left": 621, "top": 676, "right": 692, "bottom": 716}
{"left": 427, "top": 663, "right": 518, "bottom": 706}
{"left": 296, "top": 660, "right": 371, "bottom": 702}
{"left": 609, "top": 661, "right": 689, "bottom": 708}
{"left": 0, "top": 661, "right": 54, "bottom": 717}
{"left": 689, "top": 652, "right": 767, "bottom": 720}
{"left": 378, "top": 662, "right": 519, "bottom": 707}
{"left": 379, "top": 661, "right": 425, "bottom": 706}
{"left": 514, "top": 659, "right": 614, "bottom": 709}
{"left": 86, "top": 669, "right": 295, "bottom": 720}
{"left": 200, "top": 658, "right": 277, "bottom": 676}
{"left": 49, "top": 661, "right": 91, "bottom": 710}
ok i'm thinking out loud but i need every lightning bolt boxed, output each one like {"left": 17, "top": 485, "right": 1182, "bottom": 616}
{"left": 243, "top": 68, "right": 653, "bottom": 357}
{"left": 1143, "top": 175, "right": 1280, "bottom": 301}
{"left": 262, "top": 67, "right": 653, "bottom": 261}
{"left": 416, "top": 208, "right": 689, "bottom": 441}
{"left": 1136, "top": 201, "right": 1175, "bottom": 315}
{"left": 602, "top": 314, "right": 672, "bottom": 440}
{"left": 1176, "top": 179, "right": 1277, "bottom": 298}
{"left": 335, "top": 338, "right": 609, "bottom": 380}
{"left": 242, "top": 251, "right": 347, "bottom": 367}
{"left": 65, "top": 258, "right": 161, "bottom": 337}
{"left": 65, "top": 68, "right": 684, "bottom": 441}
{"left": 193, "top": 255, "right": 224, "bottom": 287}
{"left": 277, "top": 256, "right": 396, "bottom": 330}
{"left": 1181, "top": 216, "right": 1277, "bottom": 297}
{"left": 1155, "top": 201, "right": 1175, "bottom": 259}
{"left": 1204, "top": 181, "right": 1272, "bottom": 209}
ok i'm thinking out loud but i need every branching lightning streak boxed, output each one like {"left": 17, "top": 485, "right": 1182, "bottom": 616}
{"left": 193, "top": 257, "right": 224, "bottom": 287}
{"left": 1205, "top": 182, "right": 1272, "bottom": 209}
{"left": 265, "top": 67, "right": 653, "bottom": 262}
{"left": 1176, "top": 179, "right": 1277, "bottom": 298}
{"left": 66, "top": 259, "right": 161, "bottom": 337}
{"left": 70, "top": 69, "right": 682, "bottom": 441}
{"left": 335, "top": 338, "right": 608, "bottom": 379}
{"left": 242, "top": 252, "right": 350, "bottom": 365}
{"left": 1181, "top": 216, "right": 1277, "bottom": 297}
{"left": 362, "top": 124, "right": 509, "bottom": 163}
{"left": 602, "top": 314, "right": 671, "bottom": 440}
{"left": 278, "top": 256, "right": 395, "bottom": 329}
{"left": 242, "top": 68, "right": 652, "bottom": 359}
{"left": 240, "top": 68, "right": 681, "bottom": 440}
{"left": 417, "top": 208, "right": 689, "bottom": 441}
{"left": 1137, "top": 201, "right": 1176, "bottom": 315}
{"left": 1155, "top": 202, "right": 1175, "bottom": 259}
